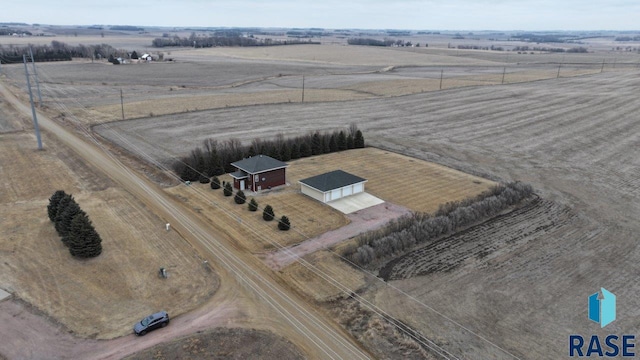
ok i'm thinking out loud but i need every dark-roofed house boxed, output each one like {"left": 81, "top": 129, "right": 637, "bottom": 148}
{"left": 299, "top": 170, "right": 367, "bottom": 203}
{"left": 230, "top": 155, "right": 288, "bottom": 192}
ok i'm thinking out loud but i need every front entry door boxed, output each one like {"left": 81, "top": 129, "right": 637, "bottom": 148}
{"left": 240, "top": 180, "right": 245, "bottom": 190}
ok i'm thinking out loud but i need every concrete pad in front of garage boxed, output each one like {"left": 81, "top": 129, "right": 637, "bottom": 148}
{"left": 0, "top": 288, "right": 11, "bottom": 301}
{"left": 328, "top": 192, "right": 384, "bottom": 214}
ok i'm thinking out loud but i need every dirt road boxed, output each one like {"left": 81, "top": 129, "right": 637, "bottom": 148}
{"left": 0, "top": 82, "right": 371, "bottom": 359}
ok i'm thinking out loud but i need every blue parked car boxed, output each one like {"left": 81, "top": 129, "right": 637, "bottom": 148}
{"left": 134, "top": 311, "right": 170, "bottom": 336}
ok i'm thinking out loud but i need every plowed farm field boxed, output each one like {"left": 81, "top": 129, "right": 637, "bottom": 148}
{"left": 94, "top": 68, "right": 640, "bottom": 358}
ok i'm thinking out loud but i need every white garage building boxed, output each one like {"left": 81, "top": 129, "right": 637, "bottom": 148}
{"left": 299, "top": 170, "right": 367, "bottom": 203}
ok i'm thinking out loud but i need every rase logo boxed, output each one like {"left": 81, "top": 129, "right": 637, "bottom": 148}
{"left": 589, "top": 288, "right": 616, "bottom": 328}
{"left": 569, "top": 288, "right": 636, "bottom": 357}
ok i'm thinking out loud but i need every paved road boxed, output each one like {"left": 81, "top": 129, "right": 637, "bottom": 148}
{"left": 0, "top": 81, "right": 371, "bottom": 360}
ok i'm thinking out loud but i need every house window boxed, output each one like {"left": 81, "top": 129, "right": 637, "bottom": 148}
{"left": 255, "top": 175, "right": 259, "bottom": 182}
{"left": 262, "top": 177, "right": 266, "bottom": 181}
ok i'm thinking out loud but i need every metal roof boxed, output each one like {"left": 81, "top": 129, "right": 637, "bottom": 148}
{"left": 231, "top": 155, "right": 288, "bottom": 174}
{"left": 229, "top": 171, "right": 248, "bottom": 179}
{"left": 299, "top": 170, "right": 367, "bottom": 192}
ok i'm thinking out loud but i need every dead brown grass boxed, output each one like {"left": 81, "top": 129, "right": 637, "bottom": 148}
{"left": 90, "top": 89, "right": 372, "bottom": 121}
{"left": 287, "top": 148, "right": 496, "bottom": 214}
{"left": 181, "top": 45, "right": 502, "bottom": 66}
{"left": 280, "top": 251, "right": 366, "bottom": 303}
{"left": 164, "top": 148, "right": 493, "bottom": 256}
{"left": 0, "top": 133, "right": 218, "bottom": 339}
{"left": 166, "top": 180, "right": 350, "bottom": 253}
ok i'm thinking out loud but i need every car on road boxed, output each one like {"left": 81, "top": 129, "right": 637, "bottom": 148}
{"left": 133, "top": 310, "right": 170, "bottom": 336}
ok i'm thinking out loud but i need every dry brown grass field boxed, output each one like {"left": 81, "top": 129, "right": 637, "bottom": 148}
{"left": 0, "top": 129, "right": 218, "bottom": 339}
{"left": 3, "top": 33, "right": 640, "bottom": 358}
{"left": 165, "top": 182, "right": 350, "bottom": 253}
{"left": 287, "top": 148, "right": 496, "bottom": 213}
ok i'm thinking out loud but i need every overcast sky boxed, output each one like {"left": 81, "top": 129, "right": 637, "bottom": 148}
{"left": 2, "top": 0, "right": 639, "bottom": 31}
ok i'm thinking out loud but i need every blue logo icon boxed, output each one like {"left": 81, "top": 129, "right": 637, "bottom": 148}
{"left": 589, "top": 288, "right": 616, "bottom": 328}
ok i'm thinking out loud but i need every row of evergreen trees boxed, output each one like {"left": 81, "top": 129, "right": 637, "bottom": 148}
{"left": 47, "top": 191, "right": 103, "bottom": 258}
{"left": 173, "top": 126, "right": 365, "bottom": 182}
{"left": 210, "top": 179, "right": 291, "bottom": 230}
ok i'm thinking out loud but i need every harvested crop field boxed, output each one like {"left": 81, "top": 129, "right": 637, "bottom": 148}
{"left": 379, "top": 198, "right": 582, "bottom": 280}
{"left": 95, "top": 68, "right": 640, "bottom": 357}
{"left": 5, "top": 37, "right": 640, "bottom": 358}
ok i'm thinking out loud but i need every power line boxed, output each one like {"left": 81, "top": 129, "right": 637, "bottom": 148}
{"left": 34, "top": 65, "right": 522, "bottom": 359}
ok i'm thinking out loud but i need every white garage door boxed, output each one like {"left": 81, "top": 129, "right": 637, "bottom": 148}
{"left": 342, "top": 186, "right": 352, "bottom": 196}
{"left": 353, "top": 183, "right": 363, "bottom": 193}
{"left": 330, "top": 189, "right": 341, "bottom": 201}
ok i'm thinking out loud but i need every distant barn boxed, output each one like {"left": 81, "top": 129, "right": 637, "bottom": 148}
{"left": 230, "top": 155, "right": 288, "bottom": 192}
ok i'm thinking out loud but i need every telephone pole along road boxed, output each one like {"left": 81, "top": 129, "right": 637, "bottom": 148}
{"left": 0, "top": 81, "right": 371, "bottom": 360}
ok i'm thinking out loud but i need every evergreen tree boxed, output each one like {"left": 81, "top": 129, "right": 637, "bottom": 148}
{"left": 223, "top": 182, "right": 233, "bottom": 197}
{"left": 131, "top": 50, "right": 139, "bottom": 59}
{"left": 263, "top": 205, "right": 275, "bottom": 221}
{"left": 210, "top": 176, "right": 221, "bottom": 189}
{"left": 337, "top": 130, "right": 347, "bottom": 151}
{"left": 47, "top": 190, "right": 68, "bottom": 222}
{"left": 267, "top": 144, "right": 280, "bottom": 160}
{"left": 247, "top": 145, "right": 257, "bottom": 158}
{"left": 299, "top": 142, "right": 311, "bottom": 157}
{"left": 248, "top": 198, "right": 258, "bottom": 212}
{"left": 290, "top": 143, "right": 300, "bottom": 159}
{"left": 346, "top": 134, "right": 355, "bottom": 149}
{"left": 280, "top": 143, "right": 291, "bottom": 161}
{"left": 206, "top": 148, "right": 224, "bottom": 176}
{"left": 278, "top": 215, "right": 291, "bottom": 231}
{"left": 311, "top": 132, "right": 322, "bottom": 155}
{"left": 322, "top": 135, "right": 331, "bottom": 154}
{"left": 329, "top": 134, "right": 338, "bottom": 152}
{"left": 54, "top": 194, "right": 75, "bottom": 235}
{"left": 68, "top": 212, "right": 102, "bottom": 258}
{"left": 354, "top": 130, "right": 365, "bottom": 148}
{"left": 58, "top": 202, "right": 83, "bottom": 244}
{"left": 234, "top": 190, "right": 246, "bottom": 204}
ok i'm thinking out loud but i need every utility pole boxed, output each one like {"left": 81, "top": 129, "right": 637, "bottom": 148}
{"left": 29, "top": 47, "right": 43, "bottom": 105}
{"left": 501, "top": 67, "right": 506, "bottom": 85}
{"left": 556, "top": 63, "right": 562, "bottom": 78}
{"left": 120, "top": 89, "right": 125, "bottom": 120}
{"left": 301, "top": 75, "right": 305, "bottom": 103}
{"left": 600, "top": 59, "right": 605, "bottom": 73}
{"left": 23, "top": 55, "right": 43, "bottom": 150}
{"left": 439, "top": 70, "right": 444, "bottom": 90}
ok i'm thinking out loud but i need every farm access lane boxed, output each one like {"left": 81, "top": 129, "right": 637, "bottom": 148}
{"left": 0, "top": 81, "right": 371, "bottom": 360}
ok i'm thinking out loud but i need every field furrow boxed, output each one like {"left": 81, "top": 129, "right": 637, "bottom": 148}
{"left": 380, "top": 199, "right": 576, "bottom": 281}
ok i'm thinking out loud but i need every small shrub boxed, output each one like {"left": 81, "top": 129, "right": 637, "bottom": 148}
{"left": 248, "top": 198, "right": 258, "bottom": 212}
{"left": 278, "top": 216, "right": 291, "bottom": 231}
{"left": 234, "top": 190, "right": 246, "bottom": 204}
{"left": 199, "top": 175, "right": 210, "bottom": 184}
{"left": 263, "top": 205, "right": 275, "bottom": 221}
{"left": 210, "top": 176, "right": 221, "bottom": 189}
{"left": 223, "top": 182, "right": 233, "bottom": 197}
